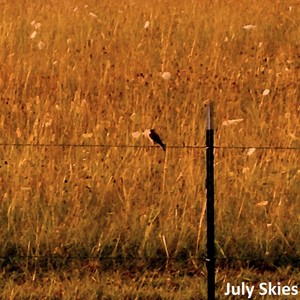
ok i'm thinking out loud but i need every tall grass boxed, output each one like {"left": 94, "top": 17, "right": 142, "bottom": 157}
{"left": 0, "top": 0, "right": 299, "bottom": 298}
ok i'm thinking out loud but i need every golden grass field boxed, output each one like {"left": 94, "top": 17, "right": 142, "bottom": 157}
{"left": 0, "top": 0, "right": 299, "bottom": 298}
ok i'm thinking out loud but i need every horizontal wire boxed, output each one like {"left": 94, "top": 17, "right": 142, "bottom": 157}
{"left": 0, "top": 143, "right": 299, "bottom": 150}
{"left": 1, "top": 255, "right": 299, "bottom": 262}
{"left": 214, "top": 146, "right": 300, "bottom": 150}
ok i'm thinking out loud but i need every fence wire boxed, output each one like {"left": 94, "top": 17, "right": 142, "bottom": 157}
{"left": 0, "top": 143, "right": 299, "bottom": 150}
{"left": 1, "top": 255, "right": 299, "bottom": 265}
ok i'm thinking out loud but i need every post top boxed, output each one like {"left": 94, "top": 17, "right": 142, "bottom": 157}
{"left": 207, "top": 102, "right": 213, "bottom": 129}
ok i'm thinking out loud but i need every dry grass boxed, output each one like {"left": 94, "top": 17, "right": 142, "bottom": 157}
{"left": 0, "top": 0, "right": 299, "bottom": 298}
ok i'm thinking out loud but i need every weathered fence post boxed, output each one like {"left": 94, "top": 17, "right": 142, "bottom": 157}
{"left": 206, "top": 103, "right": 215, "bottom": 299}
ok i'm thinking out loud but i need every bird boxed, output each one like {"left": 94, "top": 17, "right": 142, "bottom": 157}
{"left": 143, "top": 129, "right": 166, "bottom": 151}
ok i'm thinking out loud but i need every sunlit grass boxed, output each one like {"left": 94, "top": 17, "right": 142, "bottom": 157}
{"left": 0, "top": 0, "right": 299, "bottom": 298}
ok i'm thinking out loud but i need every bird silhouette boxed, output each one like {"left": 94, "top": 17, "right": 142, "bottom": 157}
{"left": 149, "top": 129, "right": 166, "bottom": 151}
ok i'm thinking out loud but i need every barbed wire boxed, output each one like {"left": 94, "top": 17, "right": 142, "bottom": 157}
{"left": 0, "top": 143, "right": 299, "bottom": 150}
{"left": 0, "top": 253, "right": 300, "bottom": 262}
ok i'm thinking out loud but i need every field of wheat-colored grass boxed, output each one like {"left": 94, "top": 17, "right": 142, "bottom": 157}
{"left": 0, "top": 0, "right": 299, "bottom": 298}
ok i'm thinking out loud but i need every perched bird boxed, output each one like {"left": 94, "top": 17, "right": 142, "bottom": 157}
{"left": 143, "top": 129, "right": 166, "bottom": 151}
